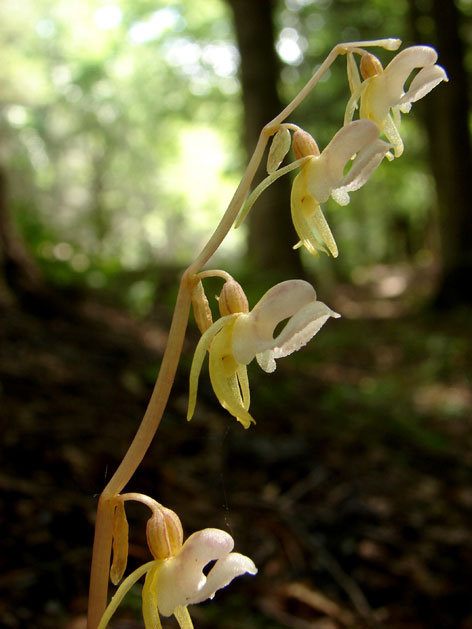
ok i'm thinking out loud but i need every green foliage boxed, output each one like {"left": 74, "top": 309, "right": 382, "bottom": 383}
{"left": 1, "top": 0, "right": 243, "bottom": 302}
{"left": 0, "top": 0, "right": 450, "bottom": 310}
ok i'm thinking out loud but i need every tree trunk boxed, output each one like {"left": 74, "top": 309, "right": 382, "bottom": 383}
{"left": 0, "top": 168, "right": 56, "bottom": 313}
{"left": 411, "top": 0, "right": 472, "bottom": 307}
{"left": 226, "top": 0, "right": 304, "bottom": 280}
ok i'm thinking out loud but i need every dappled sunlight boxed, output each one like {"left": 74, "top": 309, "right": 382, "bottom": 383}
{"left": 414, "top": 383, "right": 472, "bottom": 419}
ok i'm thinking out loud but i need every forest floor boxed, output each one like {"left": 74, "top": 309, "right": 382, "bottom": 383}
{"left": 2, "top": 277, "right": 472, "bottom": 629}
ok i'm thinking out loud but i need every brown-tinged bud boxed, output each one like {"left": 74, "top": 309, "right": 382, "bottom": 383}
{"left": 110, "top": 500, "right": 129, "bottom": 585}
{"left": 218, "top": 280, "right": 249, "bottom": 317}
{"left": 292, "top": 129, "right": 320, "bottom": 160}
{"left": 146, "top": 506, "right": 183, "bottom": 560}
{"left": 192, "top": 280, "right": 213, "bottom": 333}
{"left": 360, "top": 53, "right": 383, "bottom": 79}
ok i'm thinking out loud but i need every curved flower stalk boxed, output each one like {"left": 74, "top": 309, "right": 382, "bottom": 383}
{"left": 345, "top": 45, "right": 448, "bottom": 157}
{"left": 236, "top": 120, "right": 391, "bottom": 258}
{"left": 99, "top": 499, "right": 257, "bottom": 629}
{"left": 188, "top": 278, "right": 340, "bottom": 427}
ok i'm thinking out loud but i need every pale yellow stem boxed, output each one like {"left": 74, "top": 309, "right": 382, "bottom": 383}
{"left": 197, "top": 269, "right": 234, "bottom": 282}
{"left": 87, "top": 38, "right": 402, "bottom": 628}
{"left": 87, "top": 272, "right": 193, "bottom": 628}
{"left": 121, "top": 492, "right": 162, "bottom": 512}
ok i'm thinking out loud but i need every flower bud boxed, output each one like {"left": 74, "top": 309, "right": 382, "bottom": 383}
{"left": 360, "top": 53, "right": 383, "bottom": 79}
{"left": 192, "top": 281, "right": 213, "bottom": 333}
{"left": 218, "top": 280, "right": 249, "bottom": 317}
{"left": 292, "top": 129, "right": 320, "bottom": 160}
{"left": 146, "top": 506, "right": 184, "bottom": 560}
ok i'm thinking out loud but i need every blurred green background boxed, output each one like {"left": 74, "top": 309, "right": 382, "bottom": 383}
{"left": 2, "top": 0, "right": 469, "bottom": 312}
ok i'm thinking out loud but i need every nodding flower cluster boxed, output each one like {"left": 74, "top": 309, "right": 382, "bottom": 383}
{"left": 189, "top": 42, "right": 447, "bottom": 428}
{"left": 97, "top": 40, "right": 446, "bottom": 629}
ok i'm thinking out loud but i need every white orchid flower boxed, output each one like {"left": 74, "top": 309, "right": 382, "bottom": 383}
{"left": 187, "top": 279, "right": 340, "bottom": 427}
{"left": 290, "top": 120, "right": 391, "bottom": 257}
{"left": 237, "top": 120, "right": 390, "bottom": 258}
{"left": 345, "top": 45, "right": 448, "bottom": 157}
{"left": 99, "top": 526, "right": 256, "bottom": 629}
{"left": 151, "top": 528, "right": 257, "bottom": 618}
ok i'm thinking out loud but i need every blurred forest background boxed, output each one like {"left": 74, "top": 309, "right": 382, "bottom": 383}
{"left": 1, "top": 0, "right": 472, "bottom": 628}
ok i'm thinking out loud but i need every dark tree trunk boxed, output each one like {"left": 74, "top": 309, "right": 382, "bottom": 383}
{"left": 227, "top": 0, "right": 304, "bottom": 280}
{"left": 0, "top": 170, "right": 41, "bottom": 299}
{"left": 0, "top": 168, "right": 62, "bottom": 314}
{"left": 411, "top": 0, "right": 472, "bottom": 307}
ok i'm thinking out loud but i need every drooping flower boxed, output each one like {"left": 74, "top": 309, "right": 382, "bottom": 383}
{"left": 187, "top": 278, "right": 340, "bottom": 427}
{"left": 99, "top": 502, "right": 257, "bottom": 629}
{"left": 149, "top": 528, "right": 257, "bottom": 619}
{"left": 345, "top": 45, "right": 448, "bottom": 157}
{"left": 290, "top": 120, "right": 391, "bottom": 257}
{"left": 236, "top": 120, "right": 390, "bottom": 258}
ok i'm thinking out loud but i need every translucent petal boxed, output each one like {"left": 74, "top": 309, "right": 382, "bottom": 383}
{"left": 309, "top": 204, "right": 338, "bottom": 257}
{"left": 383, "top": 114, "right": 404, "bottom": 158}
{"left": 400, "top": 63, "right": 448, "bottom": 105}
{"left": 380, "top": 45, "right": 438, "bottom": 104}
{"left": 233, "top": 280, "right": 319, "bottom": 365}
{"left": 209, "top": 322, "right": 255, "bottom": 428}
{"left": 271, "top": 301, "right": 341, "bottom": 360}
{"left": 191, "top": 552, "right": 257, "bottom": 604}
{"left": 334, "top": 138, "right": 391, "bottom": 197}
{"left": 330, "top": 188, "right": 350, "bottom": 206}
{"left": 233, "top": 289, "right": 339, "bottom": 370}
{"left": 307, "top": 120, "right": 380, "bottom": 202}
{"left": 256, "top": 350, "right": 276, "bottom": 373}
{"left": 142, "top": 564, "right": 163, "bottom": 629}
{"left": 187, "top": 315, "right": 237, "bottom": 420}
{"left": 290, "top": 172, "right": 327, "bottom": 257}
{"left": 174, "top": 606, "right": 194, "bottom": 629}
{"left": 267, "top": 127, "right": 292, "bottom": 174}
{"left": 346, "top": 52, "right": 361, "bottom": 95}
{"left": 236, "top": 364, "right": 250, "bottom": 411}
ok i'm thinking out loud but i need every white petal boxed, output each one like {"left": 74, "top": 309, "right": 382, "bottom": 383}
{"left": 307, "top": 120, "right": 380, "bottom": 202}
{"left": 155, "top": 529, "right": 234, "bottom": 616}
{"left": 365, "top": 46, "right": 440, "bottom": 122}
{"left": 271, "top": 301, "right": 340, "bottom": 360}
{"left": 400, "top": 63, "right": 448, "bottom": 105}
{"left": 256, "top": 350, "right": 276, "bottom": 373}
{"left": 330, "top": 188, "right": 350, "bottom": 206}
{"left": 382, "top": 46, "right": 438, "bottom": 102}
{"left": 191, "top": 552, "right": 257, "bottom": 605}
{"left": 383, "top": 114, "right": 404, "bottom": 158}
{"left": 333, "top": 138, "right": 391, "bottom": 198}
{"left": 232, "top": 281, "right": 317, "bottom": 365}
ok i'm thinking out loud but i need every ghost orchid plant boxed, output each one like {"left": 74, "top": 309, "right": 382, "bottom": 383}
{"left": 86, "top": 37, "right": 446, "bottom": 629}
